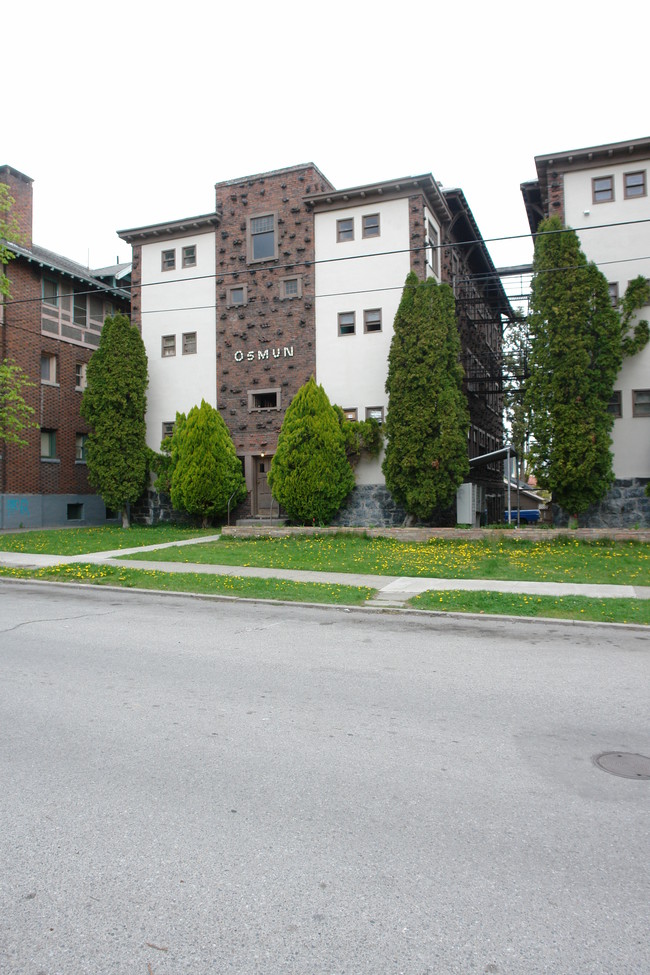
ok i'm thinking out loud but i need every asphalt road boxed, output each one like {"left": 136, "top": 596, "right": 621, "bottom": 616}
{"left": 0, "top": 583, "right": 648, "bottom": 975}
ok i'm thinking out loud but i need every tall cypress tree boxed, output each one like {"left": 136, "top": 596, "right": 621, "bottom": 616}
{"left": 269, "top": 377, "right": 355, "bottom": 525}
{"left": 383, "top": 272, "right": 469, "bottom": 521}
{"left": 81, "top": 313, "right": 149, "bottom": 527}
{"left": 170, "top": 400, "right": 247, "bottom": 527}
{"left": 525, "top": 216, "right": 622, "bottom": 519}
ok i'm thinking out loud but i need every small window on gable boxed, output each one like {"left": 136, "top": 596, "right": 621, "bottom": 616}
{"left": 75, "top": 362, "right": 87, "bottom": 391}
{"left": 43, "top": 278, "right": 58, "bottom": 306}
{"left": 40, "top": 354, "right": 57, "bottom": 384}
{"left": 362, "top": 213, "right": 380, "bottom": 238}
{"left": 182, "top": 331, "right": 197, "bottom": 355}
{"left": 338, "top": 311, "right": 355, "bottom": 336}
{"left": 182, "top": 245, "right": 196, "bottom": 268}
{"left": 162, "top": 334, "right": 176, "bottom": 357}
{"left": 227, "top": 284, "right": 247, "bottom": 306}
{"left": 364, "top": 308, "right": 382, "bottom": 333}
{"left": 248, "top": 388, "right": 281, "bottom": 411}
{"left": 342, "top": 408, "right": 358, "bottom": 421}
{"left": 248, "top": 213, "right": 277, "bottom": 262}
{"left": 365, "top": 406, "right": 384, "bottom": 424}
{"left": 337, "top": 218, "right": 354, "bottom": 242}
{"left": 162, "top": 249, "right": 176, "bottom": 271}
{"left": 607, "top": 390, "right": 622, "bottom": 417}
{"left": 608, "top": 282, "right": 619, "bottom": 307}
{"left": 162, "top": 421, "right": 175, "bottom": 441}
{"left": 624, "top": 171, "right": 646, "bottom": 199}
{"left": 592, "top": 176, "right": 614, "bottom": 203}
{"left": 632, "top": 389, "right": 650, "bottom": 417}
{"left": 280, "top": 276, "right": 302, "bottom": 300}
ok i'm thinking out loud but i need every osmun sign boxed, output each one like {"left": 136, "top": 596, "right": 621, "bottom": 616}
{"left": 234, "top": 346, "right": 294, "bottom": 362}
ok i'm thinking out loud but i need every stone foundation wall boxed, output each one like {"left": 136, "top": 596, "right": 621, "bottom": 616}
{"left": 330, "top": 485, "right": 407, "bottom": 528}
{"left": 552, "top": 479, "right": 650, "bottom": 528}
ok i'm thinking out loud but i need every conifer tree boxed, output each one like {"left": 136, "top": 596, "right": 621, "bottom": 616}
{"left": 170, "top": 400, "right": 247, "bottom": 527}
{"left": 383, "top": 272, "right": 469, "bottom": 521}
{"left": 525, "top": 217, "right": 622, "bottom": 519}
{"left": 269, "top": 377, "right": 355, "bottom": 524}
{"left": 81, "top": 313, "right": 149, "bottom": 527}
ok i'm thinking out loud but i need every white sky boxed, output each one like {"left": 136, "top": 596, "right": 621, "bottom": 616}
{"left": 4, "top": 0, "right": 649, "bottom": 288}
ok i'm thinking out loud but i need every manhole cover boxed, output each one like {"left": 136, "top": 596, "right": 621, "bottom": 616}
{"left": 594, "top": 752, "right": 650, "bottom": 780}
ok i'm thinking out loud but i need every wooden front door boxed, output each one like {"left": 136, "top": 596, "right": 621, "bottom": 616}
{"left": 254, "top": 456, "right": 273, "bottom": 515}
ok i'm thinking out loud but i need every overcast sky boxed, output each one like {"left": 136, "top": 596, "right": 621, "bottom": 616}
{"left": 4, "top": 0, "right": 648, "bottom": 290}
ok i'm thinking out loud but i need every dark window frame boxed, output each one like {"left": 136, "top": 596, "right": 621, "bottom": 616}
{"left": 362, "top": 213, "right": 380, "bottom": 239}
{"left": 338, "top": 311, "right": 356, "bottom": 336}
{"left": 592, "top": 175, "right": 614, "bottom": 204}
{"left": 336, "top": 217, "right": 354, "bottom": 243}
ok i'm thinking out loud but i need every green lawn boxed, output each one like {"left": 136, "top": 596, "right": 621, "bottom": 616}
{"left": 0, "top": 525, "right": 216, "bottom": 555}
{"left": 410, "top": 589, "right": 650, "bottom": 625}
{"left": 119, "top": 532, "right": 649, "bottom": 586}
{"left": 0, "top": 563, "right": 373, "bottom": 606}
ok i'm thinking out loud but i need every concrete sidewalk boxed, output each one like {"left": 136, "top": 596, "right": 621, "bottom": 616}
{"left": 1, "top": 533, "right": 648, "bottom": 607}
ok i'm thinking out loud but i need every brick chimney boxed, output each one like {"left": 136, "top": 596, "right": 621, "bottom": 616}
{"left": 0, "top": 165, "right": 34, "bottom": 248}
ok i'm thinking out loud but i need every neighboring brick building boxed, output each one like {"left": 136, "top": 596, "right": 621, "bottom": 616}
{"left": 0, "top": 165, "right": 131, "bottom": 529}
{"left": 521, "top": 137, "right": 650, "bottom": 527}
{"left": 120, "top": 163, "right": 512, "bottom": 526}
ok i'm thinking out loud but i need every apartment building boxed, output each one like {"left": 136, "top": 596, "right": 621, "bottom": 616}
{"left": 120, "top": 163, "right": 511, "bottom": 525}
{"left": 522, "top": 137, "right": 650, "bottom": 525}
{"left": 0, "top": 165, "right": 130, "bottom": 529}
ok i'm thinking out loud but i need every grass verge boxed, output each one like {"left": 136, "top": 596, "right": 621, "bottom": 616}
{"left": 410, "top": 589, "right": 650, "bottom": 625}
{"left": 0, "top": 525, "right": 217, "bottom": 556}
{"left": 0, "top": 563, "right": 373, "bottom": 606}
{"left": 119, "top": 532, "right": 650, "bottom": 586}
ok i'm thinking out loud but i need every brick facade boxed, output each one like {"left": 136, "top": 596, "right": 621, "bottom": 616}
{"left": 1, "top": 165, "right": 130, "bottom": 528}
{"left": 215, "top": 165, "right": 333, "bottom": 461}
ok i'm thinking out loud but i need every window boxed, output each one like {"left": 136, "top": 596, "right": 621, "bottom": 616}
{"left": 161, "top": 335, "right": 176, "bottom": 357}
{"left": 43, "top": 279, "right": 58, "bottom": 306}
{"left": 342, "top": 408, "right": 358, "bottom": 421}
{"left": 280, "top": 276, "right": 302, "bottom": 299}
{"left": 227, "top": 284, "right": 247, "bottom": 306}
{"left": 365, "top": 406, "right": 384, "bottom": 424}
{"left": 162, "top": 249, "right": 176, "bottom": 271}
{"left": 624, "top": 171, "right": 646, "bottom": 199}
{"left": 40, "top": 429, "right": 57, "bottom": 459}
{"left": 362, "top": 213, "right": 380, "bottom": 238}
{"left": 75, "top": 363, "right": 87, "bottom": 391}
{"left": 592, "top": 176, "right": 614, "bottom": 203}
{"left": 248, "top": 213, "right": 277, "bottom": 262}
{"left": 182, "top": 245, "right": 197, "bottom": 268}
{"left": 73, "top": 288, "right": 87, "bottom": 327}
{"left": 248, "top": 388, "right": 281, "bottom": 411}
{"left": 337, "top": 218, "right": 354, "bottom": 242}
{"left": 162, "top": 421, "right": 175, "bottom": 440}
{"left": 632, "top": 389, "right": 650, "bottom": 417}
{"left": 40, "top": 354, "right": 57, "bottom": 384}
{"left": 182, "top": 331, "right": 197, "bottom": 355}
{"left": 427, "top": 220, "right": 440, "bottom": 276}
{"left": 338, "top": 311, "right": 356, "bottom": 336}
{"left": 67, "top": 503, "right": 84, "bottom": 521}
{"left": 75, "top": 433, "right": 88, "bottom": 462}
{"left": 607, "top": 390, "right": 622, "bottom": 417}
{"left": 364, "top": 308, "right": 382, "bottom": 333}
{"left": 608, "top": 282, "right": 619, "bottom": 307}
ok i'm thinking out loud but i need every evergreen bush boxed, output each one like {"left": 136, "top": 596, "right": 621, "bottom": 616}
{"left": 269, "top": 378, "right": 355, "bottom": 524}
